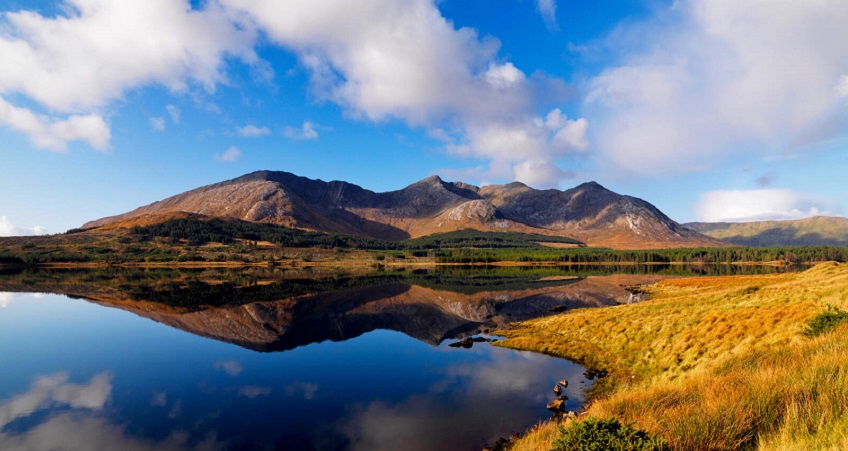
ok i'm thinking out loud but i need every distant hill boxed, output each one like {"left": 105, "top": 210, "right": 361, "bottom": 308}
{"left": 83, "top": 170, "right": 724, "bottom": 249}
{"left": 685, "top": 216, "right": 848, "bottom": 247}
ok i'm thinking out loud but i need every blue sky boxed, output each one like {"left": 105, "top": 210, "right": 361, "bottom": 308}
{"left": 1, "top": 0, "right": 847, "bottom": 235}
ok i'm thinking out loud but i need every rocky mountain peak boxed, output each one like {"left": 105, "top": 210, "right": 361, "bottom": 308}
{"left": 82, "top": 170, "right": 726, "bottom": 249}
{"left": 574, "top": 181, "right": 606, "bottom": 191}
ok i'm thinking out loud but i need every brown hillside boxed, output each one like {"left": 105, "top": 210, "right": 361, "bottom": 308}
{"left": 83, "top": 170, "right": 724, "bottom": 249}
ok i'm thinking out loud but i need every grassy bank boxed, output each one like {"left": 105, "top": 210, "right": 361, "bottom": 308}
{"left": 498, "top": 262, "right": 848, "bottom": 450}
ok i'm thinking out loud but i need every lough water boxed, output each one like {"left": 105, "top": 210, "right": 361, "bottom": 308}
{"left": 0, "top": 265, "right": 793, "bottom": 450}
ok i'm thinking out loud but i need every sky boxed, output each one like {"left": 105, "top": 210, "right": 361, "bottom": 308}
{"left": 1, "top": 0, "right": 847, "bottom": 235}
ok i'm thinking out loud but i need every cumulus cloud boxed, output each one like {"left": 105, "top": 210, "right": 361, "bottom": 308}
{"left": 283, "top": 121, "right": 318, "bottom": 141}
{"left": 2, "top": 0, "right": 584, "bottom": 183}
{"left": 213, "top": 146, "right": 242, "bottom": 162}
{"left": 236, "top": 124, "right": 271, "bottom": 137}
{"left": 695, "top": 189, "right": 829, "bottom": 222}
{"left": 221, "top": 0, "right": 584, "bottom": 186}
{"left": 0, "top": 215, "right": 46, "bottom": 236}
{"left": 536, "top": 0, "right": 558, "bottom": 31}
{"left": 0, "top": 0, "right": 257, "bottom": 150}
{"left": 0, "top": 97, "right": 110, "bottom": 151}
{"left": 584, "top": 0, "right": 848, "bottom": 176}
{"left": 444, "top": 109, "right": 586, "bottom": 186}
{"left": 149, "top": 117, "right": 166, "bottom": 132}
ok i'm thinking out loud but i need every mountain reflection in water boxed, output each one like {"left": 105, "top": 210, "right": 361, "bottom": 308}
{"left": 0, "top": 264, "right": 792, "bottom": 352}
{"left": 0, "top": 265, "right": 799, "bottom": 450}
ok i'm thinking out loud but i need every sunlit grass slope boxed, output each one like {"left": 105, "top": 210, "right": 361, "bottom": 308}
{"left": 499, "top": 262, "right": 848, "bottom": 450}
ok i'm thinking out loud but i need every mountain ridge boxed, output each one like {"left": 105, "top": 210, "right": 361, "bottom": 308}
{"left": 84, "top": 170, "right": 724, "bottom": 249}
{"left": 686, "top": 216, "right": 848, "bottom": 247}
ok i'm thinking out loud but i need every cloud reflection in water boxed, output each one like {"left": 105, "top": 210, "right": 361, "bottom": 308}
{"left": 0, "top": 372, "right": 223, "bottom": 451}
{"left": 341, "top": 347, "right": 586, "bottom": 451}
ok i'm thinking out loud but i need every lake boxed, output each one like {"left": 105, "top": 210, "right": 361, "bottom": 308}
{"left": 0, "top": 265, "right": 795, "bottom": 450}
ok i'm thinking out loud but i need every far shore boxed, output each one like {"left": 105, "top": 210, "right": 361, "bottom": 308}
{"left": 0, "top": 259, "right": 795, "bottom": 270}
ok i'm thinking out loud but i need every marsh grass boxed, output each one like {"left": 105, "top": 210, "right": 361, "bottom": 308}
{"left": 499, "top": 262, "right": 848, "bottom": 450}
{"left": 802, "top": 305, "right": 848, "bottom": 337}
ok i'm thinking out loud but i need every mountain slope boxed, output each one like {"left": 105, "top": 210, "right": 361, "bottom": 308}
{"left": 84, "top": 170, "right": 723, "bottom": 249}
{"left": 685, "top": 216, "right": 848, "bottom": 247}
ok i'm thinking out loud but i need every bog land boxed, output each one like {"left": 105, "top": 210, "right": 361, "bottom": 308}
{"left": 502, "top": 262, "right": 848, "bottom": 450}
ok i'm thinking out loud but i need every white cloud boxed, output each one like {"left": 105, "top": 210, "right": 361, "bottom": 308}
{"left": 545, "top": 109, "right": 589, "bottom": 152}
{"left": 214, "top": 146, "right": 242, "bottom": 162}
{"left": 837, "top": 75, "right": 848, "bottom": 97}
{"left": 165, "top": 104, "right": 181, "bottom": 123}
{"left": 213, "top": 360, "right": 243, "bottom": 376}
{"left": 221, "top": 0, "right": 584, "bottom": 186}
{"left": 0, "top": 215, "right": 46, "bottom": 236}
{"left": 448, "top": 110, "right": 586, "bottom": 187}
{"left": 236, "top": 124, "right": 271, "bottom": 137}
{"left": 484, "top": 62, "right": 525, "bottom": 89}
{"left": 2, "top": 0, "right": 584, "bottom": 183}
{"left": 0, "top": 97, "right": 110, "bottom": 151}
{"left": 283, "top": 121, "right": 318, "bottom": 141}
{"left": 149, "top": 117, "right": 165, "bottom": 132}
{"left": 0, "top": 0, "right": 258, "bottom": 150}
{"left": 695, "top": 189, "right": 829, "bottom": 222}
{"left": 584, "top": 0, "right": 848, "bottom": 176}
{"left": 536, "top": 0, "right": 558, "bottom": 31}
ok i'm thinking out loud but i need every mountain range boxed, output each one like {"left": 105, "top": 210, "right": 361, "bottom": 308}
{"left": 686, "top": 216, "right": 848, "bottom": 247}
{"left": 83, "top": 170, "right": 723, "bottom": 249}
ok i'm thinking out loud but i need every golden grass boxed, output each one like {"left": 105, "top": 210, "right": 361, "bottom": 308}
{"left": 499, "top": 262, "right": 848, "bottom": 450}
{"left": 508, "top": 420, "right": 571, "bottom": 451}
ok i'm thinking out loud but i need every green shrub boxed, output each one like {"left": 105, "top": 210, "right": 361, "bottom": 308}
{"left": 803, "top": 305, "right": 848, "bottom": 337}
{"left": 551, "top": 417, "right": 667, "bottom": 451}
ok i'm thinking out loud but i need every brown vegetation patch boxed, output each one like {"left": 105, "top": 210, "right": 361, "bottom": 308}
{"left": 501, "top": 262, "right": 848, "bottom": 450}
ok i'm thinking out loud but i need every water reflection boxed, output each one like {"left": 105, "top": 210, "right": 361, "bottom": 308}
{"left": 0, "top": 265, "right": 799, "bottom": 450}
{"left": 338, "top": 349, "right": 586, "bottom": 451}
{"left": 1, "top": 414, "right": 223, "bottom": 451}
{"left": 0, "top": 372, "right": 112, "bottom": 431}
{"left": 0, "top": 267, "right": 693, "bottom": 351}
{"left": 0, "top": 371, "right": 219, "bottom": 451}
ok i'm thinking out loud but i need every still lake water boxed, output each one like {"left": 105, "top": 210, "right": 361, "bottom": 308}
{"left": 0, "top": 265, "right": 793, "bottom": 450}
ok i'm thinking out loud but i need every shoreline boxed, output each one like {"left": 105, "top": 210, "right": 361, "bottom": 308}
{"left": 0, "top": 260, "right": 794, "bottom": 270}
